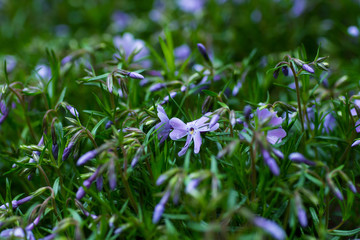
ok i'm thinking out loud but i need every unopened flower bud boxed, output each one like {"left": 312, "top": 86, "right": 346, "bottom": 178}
{"left": 76, "top": 150, "right": 97, "bottom": 166}
{"left": 197, "top": 43, "right": 211, "bottom": 64}
{"left": 76, "top": 187, "right": 86, "bottom": 200}
{"left": 127, "top": 72, "right": 144, "bottom": 79}
{"left": 289, "top": 152, "right": 316, "bottom": 166}
{"left": 302, "top": 64, "right": 315, "bottom": 74}
{"left": 281, "top": 66, "right": 288, "bottom": 76}
{"left": 209, "top": 114, "right": 220, "bottom": 129}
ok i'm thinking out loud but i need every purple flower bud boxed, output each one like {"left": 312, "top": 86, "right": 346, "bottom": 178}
{"left": 76, "top": 187, "right": 86, "bottom": 200}
{"left": 297, "top": 207, "right": 308, "bottom": 227}
{"left": 181, "top": 85, "right": 187, "bottom": 92}
{"left": 302, "top": 64, "right": 315, "bottom": 74}
{"left": 230, "top": 110, "right": 236, "bottom": 127}
{"left": 334, "top": 188, "right": 344, "bottom": 201}
{"left": 186, "top": 178, "right": 202, "bottom": 193}
{"left": 66, "top": 105, "right": 79, "bottom": 118}
{"left": 76, "top": 150, "right": 97, "bottom": 166}
{"left": 52, "top": 143, "right": 58, "bottom": 159}
{"left": 348, "top": 181, "right": 357, "bottom": 193}
{"left": 152, "top": 204, "right": 164, "bottom": 224}
{"left": 209, "top": 114, "right": 220, "bottom": 129}
{"left": 149, "top": 83, "right": 166, "bottom": 92}
{"left": 62, "top": 141, "right": 74, "bottom": 161}
{"left": 139, "top": 78, "right": 149, "bottom": 87}
{"left": 105, "top": 120, "right": 113, "bottom": 129}
{"left": 156, "top": 174, "right": 167, "bottom": 186}
{"left": 289, "top": 152, "right": 316, "bottom": 166}
{"left": 96, "top": 176, "right": 103, "bottom": 191}
{"left": 127, "top": 72, "right": 144, "bottom": 79}
{"left": 61, "top": 55, "right": 73, "bottom": 66}
{"left": 262, "top": 149, "right": 280, "bottom": 176}
{"left": 351, "top": 140, "right": 360, "bottom": 147}
{"left": 281, "top": 66, "right": 289, "bottom": 76}
{"left": 243, "top": 105, "right": 252, "bottom": 120}
{"left": 26, "top": 223, "right": 35, "bottom": 231}
{"left": 253, "top": 217, "right": 286, "bottom": 240}
{"left": 161, "top": 92, "right": 177, "bottom": 105}
{"left": 272, "top": 148, "right": 284, "bottom": 159}
{"left": 16, "top": 196, "right": 33, "bottom": 206}
{"left": 197, "top": 43, "right": 211, "bottom": 63}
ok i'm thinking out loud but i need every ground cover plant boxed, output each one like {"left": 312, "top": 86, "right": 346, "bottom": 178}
{"left": 1, "top": 0, "right": 360, "bottom": 239}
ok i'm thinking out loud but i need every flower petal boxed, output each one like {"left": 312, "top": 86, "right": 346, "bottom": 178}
{"left": 269, "top": 116, "right": 283, "bottom": 126}
{"left": 178, "top": 134, "right": 192, "bottom": 157}
{"left": 257, "top": 108, "right": 272, "bottom": 123}
{"left": 195, "top": 112, "right": 212, "bottom": 126}
{"left": 169, "top": 129, "right": 187, "bottom": 140}
{"left": 267, "top": 128, "right": 286, "bottom": 144}
{"left": 193, "top": 131, "right": 202, "bottom": 154}
{"left": 169, "top": 118, "right": 187, "bottom": 130}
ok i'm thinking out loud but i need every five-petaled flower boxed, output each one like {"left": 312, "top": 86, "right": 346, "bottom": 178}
{"left": 169, "top": 113, "right": 219, "bottom": 157}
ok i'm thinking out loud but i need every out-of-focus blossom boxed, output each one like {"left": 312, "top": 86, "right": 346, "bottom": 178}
{"left": 161, "top": 92, "right": 177, "bottom": 105}
{"left": 111, "top": 11, "right": 131, "bottom": 31}
{"left": 186, "top": 178, "right": 202, "bottom": 193}
{"left": 174, "top": 44, "right": 191, "bottom": 61}
{"left": 256, "top": 108, "right": 287, "bottom": 145}
{"left": 306, "top": 107, "right": 336, "bottom": 133}
{"left": 0, "top": 227, "right": 35, "bottom": 240}
{"left": 302, "top": 64, "right": 314, "bottom": 74}
{"left": 289, "top": 152, "right": 316, "bottom": 166}
{"left": 127, "top": 72, "right": 144, "bottom": 79}
{"left": 152, "top": 191, "right": 171, "bottom": 224}
{"left": 177, "top": 0, "right": 205, "bottom": 13}
{"left": 261, "top": 149, "right": 280, "bottom": 176}
{"left": 35, "top": 64, "right": 51, "bottom": 81}
{"left": 66, "top": 104, "right": 79, "bottom": 118}
{"left": 4, "top": 55, "right": 17, "bottom": 73}
{"left": 253, "top": 217, "right": 286, "bottom": 240}
{"left": 154, "top": 105, "right": 172, "bottom": 143}
{"left": 348, "top": 25, "right": 360, "bottom": 37}
{"left": 77, "top": 149, "right": 98, "bottom": 166}
{"left": 150, "top": 83, "right": 166, "bottom": 92}
{"left": 291, "top": 0, "right": 306, "bottom": 18}
{"left": 169, "top": 113, "right": 219, "bottom": 156}
{"left": 113, "top": 33, "right": 150, "bottom": 67}
{"left": 250, "top": 9, "right": 262, "bottom": 23}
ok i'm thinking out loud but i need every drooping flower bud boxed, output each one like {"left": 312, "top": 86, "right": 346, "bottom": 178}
{"left": 252, "top": 217, "right": 286, "bottom": 240}
{"left": 76, "top": 150, "right": 98, "bottom": 166}
{"left": 62, "top": 141, "right": 75, "bottom": 161}
{"left": 127, "top": 72, "right": 144, "bottom": 79}
{"left": 76, "top": 187, "right": 86, "bottom": 200}
{"left": 302, "top": 64, "right": 315, "bottom": 74}
{"left": 197, "top": 43, "right": 211, "bottom": 64}
{"left": 209, "top": 114, "right": 220, "bottom": 129}
{"left": 289, "top": 152, "right": 316, "bottom": 166}
{"left": 281, "top": 66, "right": 288, "bottom": 76}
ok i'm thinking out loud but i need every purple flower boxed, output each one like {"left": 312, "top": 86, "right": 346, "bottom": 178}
{"left": 161, "top": 92, "right": 177, "bottom": 105}
{"left": 113, "top": 33, "right": 150, "bottom": 67}
{"left": 186, "top": 178, "right": 202, "bottom": 193}
{"left": 152, "top": 191, "right": 171, "bottom": 224}
{"left": 209, "top": 114, "right": 220, "bottom": 129}
{"left": 297, "top": 206, "right": 308, "bottom": 227}
{"left": 62, "top": 141, "right": 74, "bottom": 161}
{"left": 256, "top": 108, "right": 286, "bottom": 144}
{"left": 289, "top": 152, "right": 316, "bottom": 166}
{"left": 261, "top": 149, "right": 280, "bottom": 176}
{"left": 169, "top": 113, "right": 219, "bottom": 156}
{"left": 156, "top": 174, "right": 167, "bottom": 186}
{"left": 111, "top": 11, "right": 131, "bottom": 31}
{"left": 348, "top": 25, "right": 360, "bottom": 37}
{"left": 105, "top": 120, "right": 113, "bottom": 129}
{"left": 282, "top": 66, "right": 289, "bottom": 76}
{"left": 52, "top": 143, "right": 59, "bottom": 159}
{"left": 76, "top": 187, "right": 86, "bottom": 200}
{"left": 291, "top": 0, "right": 306, "bottom": 18}
{"left": 154, "top": 105, "right": 172, "bottom": 143}
{"left": 302, "top": 64, "right": 314, "bottom": 74}
{"left": 149, "top": 83, "right": 166, "bottom": 92}
{"left": 197, "top": 43, "right": 211, "bottom": 63}
{"left": 0, "top": 227, "right": 35, "bottom": 240}
{"left": 177, "top": 0, "right": 205, "bottom": 13}
{"left": 253, "top": 217, "right": 286, "bottom": 240}
{"left": 96, "top": 176, "right": 103, "bottom": 191}
{"left": 127, "top": 72, "right": 144, "bottom": 79}
{"left": 35, "top": 64, "right": 52, "bottom": 81}
{"left": 4, "top": 55, "right": 17, "bottom": 73}
{"left": 0, "top": 196, "right": 33, "bottom": 210}
{"left": 66, "top": 104, "right": 79, "bottom": 118}
{"left": 333, "top": 188, "right": 344, "bottom": 201}
{"left": 77, "top": 150, "right": 97, "bottom": 166}
{"left": 83, "top": 168, "right": 100, "bottom": 188}
{"left": 348, "top": 181, "right": 357, "bottom": 193}
{"left": 174, "top": 44, "right": 191, "bottom": 61}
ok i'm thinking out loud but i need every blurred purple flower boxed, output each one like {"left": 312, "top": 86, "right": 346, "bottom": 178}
{"left": 186, "top": 178, "right": 202, "bottom": 193}
{"left": 111, "top": 11, "right": 131, "bottom": 31}
{"left": 256, "top": 108, "right": 287, "bottom": 144}
{"left": 62, "top": 141, "right": 74, "bottom": 161}
{"left": 291, "top": 0, "right": 306, "bottom": 18}
{"left": 289, "top": 152, "right": 316, "bottom": 166}
{"left": 250, "top": 9, "right": 262, "bottom": 23}
{"left": 261, "top": 149, "right": 280, "bottom": 176}
{"left": 127, "top": 72, "right": 144, "bottom": 79}
{"left": 306, "top": 107, "right": 336, "bottom": 133}
{"left": 154, "top": 105, "right": 172, "bottom": 143}
{"left": 297, "top": 206, "right": 308, "bottom": 227}
{"left": 0, "top": 103, "right": 9, "bottom": 124}
{"left": 0, "top": 196, "right": 33, "bottom": 210}
{"left": 66, "top": 104, "right": 79, "bottom": 118}
{"left": 253, "top": 217, "right": 286, "bottom": 240}
{"left": 177, "top": 0, "right": 205, "bottom": 13}
{"left": 113, "top": 33, "right": 150, "bottom": 67}
{"left": 174, "top": 44, "right": 191, "bottom": 61}
{"left": 4, "top": 55, "right": 17, "bottom": 73}
{"left": 0, "top": 227, "right": 35, "bottom": 240}
{"left": 302, "top": 64, "right": 314, "bottom": 74}
{"left": 150, "top": 83, "right": 166, "bottom": 92}
{"left": 35, "top": 64, "right": 51, "bottom": 81}
{"left": 169, "top": 113, "right": 219, "bottom": 156}
{"left": 77, "top": 150, "right": 97, "bottom": 166}
{"left": 161, "top": 92, "right": 177, "bottom": 105}
{"left": 152, "top": 191, "right": 171, "bottom": 224}
{"left": 348, "top": 25, "right": 360, "bottom": 37}
{"left": 76, "top": 186, "right": 86, "bottom": 200}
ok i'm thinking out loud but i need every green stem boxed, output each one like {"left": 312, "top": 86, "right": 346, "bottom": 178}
{"left": 289, "top": 63, "right": 304, "bottom": 133}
